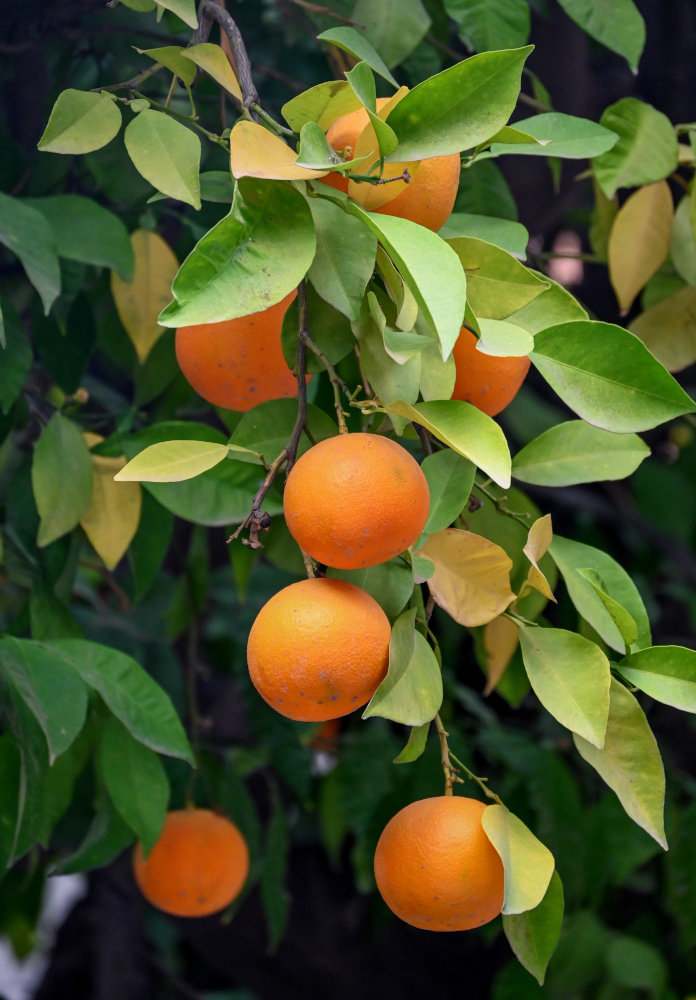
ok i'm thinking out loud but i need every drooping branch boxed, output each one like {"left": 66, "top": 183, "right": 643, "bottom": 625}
{"left": 196, "top": 0, "right": 259, "bottom": 109}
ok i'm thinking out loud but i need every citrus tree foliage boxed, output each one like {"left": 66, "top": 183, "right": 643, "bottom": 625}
{"left": 1, "top": 0, "right": 696, "bottom": 993}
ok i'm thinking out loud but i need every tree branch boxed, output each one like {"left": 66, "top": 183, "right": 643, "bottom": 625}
{"left": 196, "top": 0, "right": 259, "bottom": 110}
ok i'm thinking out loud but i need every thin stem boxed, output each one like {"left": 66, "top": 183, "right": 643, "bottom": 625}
{"left": 301, "top": 330, "right": 350, "bottom": 434}
{"left": 251, "top": 103, "right": 296, "bottom": 136}
{"left": 434, "top": 714, "right": 457, "bottom": 796}
{"left": 338, "top": 168, "right": 412, "bottom": 186}
{"left": 449, "top": 753, "right": 504, "bottom": 805}
{"left": 504, "top": 609, "right": 539, "bottom": 629}
{"left": 474, "top": 479, "right": 533, "bottom": 528}
{"left": 130, "top": 91, "right": 228, "bottom": 147}
{"left": 97, "top": 63, "right": 165, "bottom": 93}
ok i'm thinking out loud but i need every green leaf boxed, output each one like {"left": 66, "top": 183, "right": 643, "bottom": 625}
{"left": 24, "top": 195, "right": 134, "bottom": 280}
{"left": 136, "top": 45, "right": 197, "bottom": 86}
{"left": 327, "top": 561, "right": 415, "bottom": 620}
{"left": 146, "top": 461, "right": 273, "bottom": 527}
{"left": 316, "top": 28, "right": 399, "bottom": 86}
{"left": 556, "top": 0, "right": 645, "bottom": 71}
{"left": 124, "top": 110, "right": 201, "bottom": 209}
{"left": 518, "top": 624, "right": 611, "bottom": 747}
{"left": 347, "top": 1, "right": 430, "bottom": 71}
{"left": 512, "top": 421, "right": 650, "bottom": 486}
{"left": 0, "top": 304, "right": 32, "bottom": 413}
{"left": 281, "top": 81, "right": 362, "bottom": 133}
{"left": 200, "top": 170, "right": 235, "bottom": 203}
{"left": 115, "top": 440, "right": 230, "bottom": 482}
{"left": 530, "top": 321, "right": 695, "bottom": 432}
{"left": 670, "top": 193, "right": 696, "bottom": 286}
{"left": 618, "top": 645, "right": 696, "bottom": 713}
{"left": 503, "top": 870, "right": 564, "bottom": 985}
{"left": 307, "top": 196, "right": 377, "bottom": 321}
{"left": 156, "top": 0, "right": 197, "bottom": 28}
{"left": 341, "top": 202, "right": 466, "bottom": 360}
{"left": 0, "top": 192, "right": 61, "bottom": 314}
{"left": 486, "top": 112, "right": 617, "bottom": 160}
{"left": 594, "top": 98, "right": 679, "bottom": 199}
{"left": 422, "top": 449, "right": 475, "bottom": 534}
{"left": 363, "top": 608, "right": 443, "bottom": 725}
{"left": 159, "top": 179, "right": 315, "bottom": 327}
{"left": 0, "top": 637, "right": 88, "bottom": 764}
{"left": 384, "top": 47, "right": 533, "bottom": 161}
{"left": 181, "top": 43, "right": 241, "bottom": 101}
{"left": 393, "top": 723, "right": 430, "bottom": 763}
{"left": 229, "top": 399, "right": 337, "bottom": 465}
{"left": 49, "top": 639, "right": 194, "bottom": 764}
{"left": 444, "top": 0, "right": 530, "bottom": 52}
{"left": 32, "top": 413, "right": 94, "bottom": 547}
{"left": 99, "top": 716, "right": 168, "bottom": 855}
{"left": 0, "top": 736, "right": 21, "bottom": 871}
{"left": 447, "top": 237, "right": 548, "bottom": 319}
{"left": 386, "top": 399, "right": 511, "bottom": 488}
{"left": 477, "top": 318, "right": 534, "bottom": 356}
{"left": 51, "top": 787, "right": 134, "bottom": 875}
{"left": 38, "top": 89, "right": 122, "bottom": 154}
{"left": 438, "top": 213, "right": 529, "bottom": 256}
{"left": 629, "top": 285, "right": 696, "bottom": 374}
{"left": 481, "top": 804, "right": 555, "bottom": 915}
{"left": 507, "top": 272, "right": 588, "bottom": 333}
{"left": 549, "top": 534, "right": 651, "bottom": 653}
{"left": 577, "top": 569, "right": 638, "bottom": 650}
{"left": 573, "top": 677, "right": 667, "bottom": 849}
{"left": 605, "top": 934, "right": 667, "bottom": 992}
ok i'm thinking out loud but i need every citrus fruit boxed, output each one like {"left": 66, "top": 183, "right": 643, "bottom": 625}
{"left": 374, "top": 796, "right": 504, "bottom": 932}
{"left": 323, "top": 99, "right": 460, "bottom": 232}
{"left": 133, "top": 808, "right": 249, "bottom": 918}
{"left": 283, "top": 433, "right": 430, "bottom": 570}
{"left": 175, "top": 290, "right": 300, "bottom": 411}
{"left": 451, "top": 327, "right": 531, "bottom": 417}
{"left": 247, "top": 576, "right": 391, "bottom": 722}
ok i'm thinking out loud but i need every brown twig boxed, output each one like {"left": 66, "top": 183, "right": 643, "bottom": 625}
{"left": 196, "top": 0, "right": 259, "bottom": 110}
{"left": 300, "top": 329, "right": 350, "bottom": 434}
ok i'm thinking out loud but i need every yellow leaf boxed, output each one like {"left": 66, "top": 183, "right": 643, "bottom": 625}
{"left": 110, "top": 230, "right": 179, "bottom": 362}
{"left": 629, "top": 285, "right": 696, "bottom": 372}
{"left": 482, "top": 615, "right": 520, "bottom": 695}
{"left": 520, "top": 513, "right": 556, "bottom": 602}
{"left": 181, "top": 42, "right": 242, "bottom": 101}
{"left": 608, "top": 181, "right": 673, "bottom": 314}
{"left": 229, "top": 121, "right": 329, "bottom": 180}
{"left": 80, "top": 434, "right": 142, "bottom": 570}
{"left": 418, "top": 528, "right": 515, "bottom": 627}
{"left": 349, "top": 87, "right": 420, "bottom": 211}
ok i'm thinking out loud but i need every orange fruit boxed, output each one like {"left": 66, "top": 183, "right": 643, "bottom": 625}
{"left": 283, "top": 433, "right": 430, "bottom": 569}
{"left": 374, "top": 796, "right": 504, "bottom": 932}
{"left": 451, "top": 327, "right": 531, "bottom": 417}
{"left": 247, "top": 576, "right": 390, "bottom": 722}
{"left": 323, "top": 99, "right": 460, "bottom": 232}
{"left": 175, "top": 290, "right": 301, "bottom": 411}
{"left": 133, "top": 808, "right": 249, "bottom": 918}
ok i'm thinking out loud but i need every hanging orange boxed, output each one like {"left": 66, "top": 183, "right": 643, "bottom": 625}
{"left": 451, "top": 327, "right": 531, "bottom": 417}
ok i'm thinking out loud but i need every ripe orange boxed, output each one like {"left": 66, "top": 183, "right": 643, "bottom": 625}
{"left": 323, "top": 99, "right": 460, "bottom": 232}
{"left": 133, "top": 808, "right": 249, "bottom": 918}
{"left": 247, "top": 576, "right": 391, "bottom": 722}
{"left": 374, "top": 796, "right": 504, "bottom": 932}
{"left": 451, "top": 327, "right": 531, "bottom": 417}
{"left": 175, "top": 290, "right": 300, "bottom": 411}
{"left": 283, "top": 433, "right": 430, "bottom": 570}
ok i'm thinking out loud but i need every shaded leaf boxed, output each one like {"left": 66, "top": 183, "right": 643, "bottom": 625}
{"left": 608, "top": 181, "right": 673, "bottom": 313}
{"left": 111, "top": 229, "right": 179, "bottom": 362}
{"left": 307, "top": 196, "right": 377, "bottom": 321}
{"left": 393, "top": 723, "right": 430, "bottom": 763}
{"left": 444, "top": 0, "right": 530, "bottom": 52}
{"left": 0, "top": 192, "right": 60, "bottom": 314}
{"left": 521, "top": 514, "right": 555, "bottom": 602}
{"left": 577, "top": 569, "right": 638, "bottom": 650}
{"left": 350, "top": 0, "right": 430, "bottom": 71}
{"left": 32, "top": 412, "right": 93, "bottom": 548}
{"left": 556, "top": 0, "right": 645, "bottom": 70}
{"left": 447, "top": 236, "right": 548, "bottom": 319}
{"left": 629, "top": 285, "right": 696, "bottom": 372}
{"left": 573, "top": 677, "right": 667, "bottom": 849}
{"left": 503, "top": 870, "right": 564, "bottom": 985}
{"left": 482, "top": 615, "right": 520, "bottom": 695}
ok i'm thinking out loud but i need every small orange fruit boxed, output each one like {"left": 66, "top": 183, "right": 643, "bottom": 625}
{"left": 133, "top": 808, "right": 249, "bottom": 918}
{"left": 451, "top": 327, "right": 531, "bottom": 417}
{"left": 283, "top": 433, "right": 430, "bottom": 570}
{"left": 323, "top": 99, "right": 460, "bottom": 232}
{"left": 374, "top": 796, "right": 504, "bottom": 932}
{"left": 175, "top": 290, "right": 300, "bottom": 411}
{"left": 247, "top": 576, "right": 391, "bottom": 722}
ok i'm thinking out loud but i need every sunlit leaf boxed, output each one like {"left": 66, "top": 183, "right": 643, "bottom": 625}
{"left": 38, "top": 90, "right": 121, "bottom": 154}
{"left": 124, "top": 110, "right": 201, "bottom": 208}
{"left": 181, "top": 43, "right": 242, "bottom": 100}
{"left": 230, "top": 121, "right": 328, "bottom": 180}
{"left": 512, "top": 421, "right": 650, "bottom": 486}
{"left": 447, "top": 236, "right": 548, "bottom": 319}
{"left": 115, "top": 440, "right": 230, "bottom": 482}
{"left": 520, "top": 514, "right": 555, "bottom": 602}
{"left": 618, "top": 645, "right": 696, "bottom": 714}
{"left": 482, "top": 804, "right": 555, "bottom": 914}
{"left": 594, "top": 98, "right": 679, "bottom": 199}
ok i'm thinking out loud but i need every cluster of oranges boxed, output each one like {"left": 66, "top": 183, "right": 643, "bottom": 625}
{"left": 133, "top": 102, "right": 510, "bottom": 932}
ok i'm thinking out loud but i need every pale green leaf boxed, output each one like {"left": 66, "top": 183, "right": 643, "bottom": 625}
{"left": 155, "top": 0, "right": 197, "bottom": 28}
{"left": 518, "top": 624, "right": 611, "bottom": 747}
{"left": 316, "top": 27, "right": 398, "bottom": 87}
{"left": 0, "top": 192, "right": 61, "bottom": 314}
{"left": 477, "top": 318, "right": 534, "bottom": 356}
{"left": 438, "top": 213, "right": 529, "bottom": 256}
{"left": 135, "top": 45, "right": 197, "bottom": 86}
{"left": 512, "top": 421, "right": 650, "bottom": 486}
{"left": 115, "top": 440, "right": 229, "bottom": 482}
{"left": 577, "top": 568, "right": 638, "bottom": 650}
{"left": 447, "top": 236, "right": 548, "bottom": 319}
{"left": 124, "top": 110, "right": 201, "bottom": 209}
{"left": 594, "top": 98, "right": 679, "bottom": 199}
{"left": 573, "top": 677, "right": 667, "bottom": 849}
{"left": 181, "top": 43, "right": 242, "bottom": 100}
{"left": 506, "top": 272, "right": 588, "bottom": 334}
{"left": 393, "top": 723, "right": 430, "bottom": 763}
{"left": 481, "top": 804, "right": 555, "bottom": 914}
{"left": 307, "top": 196, "right": 377, "bottom": 321}
{"left": 618, "top": 645, "right": 696, "bottom": 714}
{"left": 486, "top": 112, "right": 618, "bottom": 159}
{"left": 38, "top": 90, "right": 121, "bottom": 154}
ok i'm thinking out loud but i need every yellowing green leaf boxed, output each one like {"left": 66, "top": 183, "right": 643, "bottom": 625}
{"left": 80, "top": 433, "right": 142, "bottom": 570}
{"left": 608, "top": 181, "right": 673, "bottom": 314}
{"left": 110, "top": 230, "right": 179, "bottom": 362}
{"left": 229, "top": 122, "right": 328, "bottom": 180}
{"left": 447, "top": 236, "right": 549, "bottom": 319}
{"left": 576, "top": 568, "right": 638, "bottom": 651}
{"left": 481, "top": 804, "right": 555, "bottom": 915}
{"left": 482, "top": 615, "right": 520, "bottom": 696}
{"left": 181, "top": 43, "right": 242, "bottom": 101}
{"left": 573, "top": 677, "right": 667, "bottom": 849}
{"left": 418, "top": 528, "right": 515, "bottom": 627}
{"left": 520, "top": 514, "right": 556, "bottom": 602}
{"left": 629, "top": 285, "right": 696, "bottom": 372}
{"left": 136, "top": 46, "right": 197, "bottom": 87}
{"left": 618, "top": 645, "right": 696, "bottom": 714}
{"left": 115, "top": 440, "right": 230, "bottom": 482}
